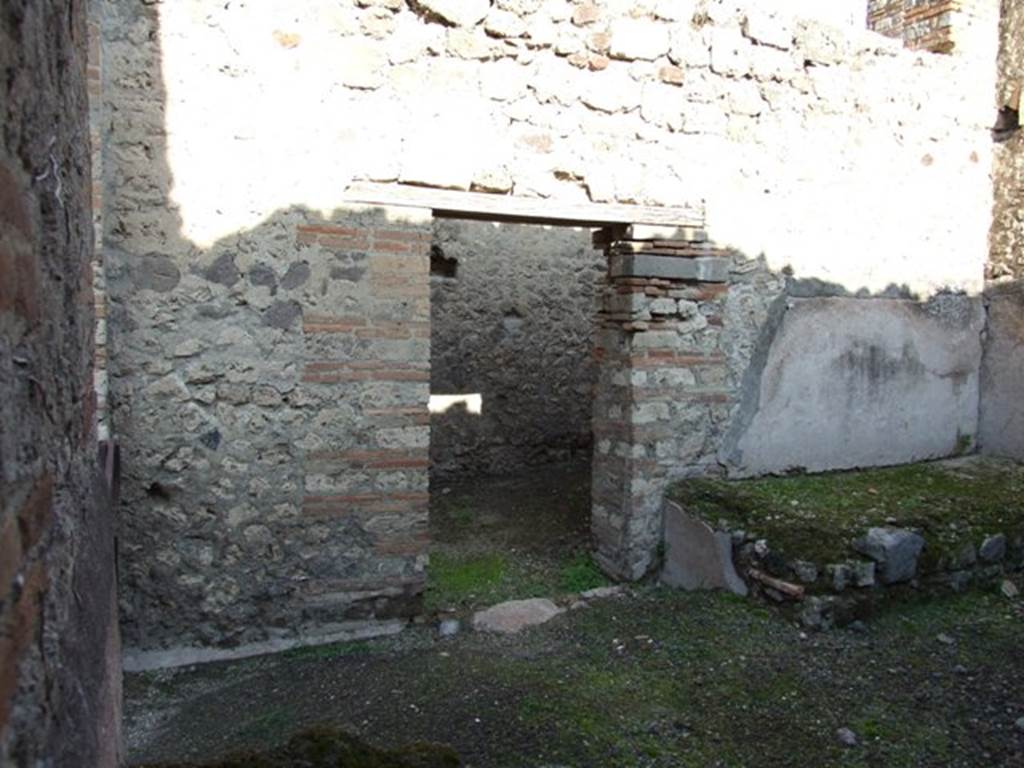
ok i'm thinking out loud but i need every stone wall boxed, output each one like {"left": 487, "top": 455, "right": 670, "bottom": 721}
{"left": 868, "top": 0, "right": 1000, "bottom": 54}
{"left": 1, "top": 1, "right": 120, "bottom": 764}
{"left": 101, "top": 0, "right": 998, "bottom": 654}
{"left": 988, "top": 0, "right": 1023, "bottom": 282}
{"left": 979, "top": 0, "right": 1024, "bottom": 459}
{"left": 135, "top": 0, "right": 992, "bottom": 295}
{"left": 430, "top": 220, "right": 602, "bottom": 478}
{"left": 979, "top": 286, "right": 1024, "bottom": 459}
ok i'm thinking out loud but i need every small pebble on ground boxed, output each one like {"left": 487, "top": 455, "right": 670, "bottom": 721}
{"left": 836, "top": 727, "right": 858, "bottom": 747}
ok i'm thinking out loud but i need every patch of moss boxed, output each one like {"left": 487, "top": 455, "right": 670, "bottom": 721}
{"left": 424, "top": 552, "right": 507, "bottom": 611}
{"left": 235, "top": 705, "right": 294, "bottom": 743}
{"left": 559, "top": 551, "right": 608, "bottom": 593}
{"left": 138, "top": 726, "right": 459, "bottom": 768}
{"left": 435, "top": 496, "right": 476, "bottom": 529}
{"left": 426, "top": 547, "right": 609, "bottom": 612}
{"left": 668, "top": 458, "right": 1024, "bottom": 571}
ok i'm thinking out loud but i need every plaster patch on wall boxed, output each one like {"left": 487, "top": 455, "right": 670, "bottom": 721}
{"left": 723, "top": 296, "right": 985, "bottom": 477}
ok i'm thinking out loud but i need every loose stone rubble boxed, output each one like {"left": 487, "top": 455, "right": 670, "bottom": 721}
{"left": 852, "top": 528, "right": 926, "bottom": 585}
{"left": 737, "top": 524, "right": 1022, "bottom": 630}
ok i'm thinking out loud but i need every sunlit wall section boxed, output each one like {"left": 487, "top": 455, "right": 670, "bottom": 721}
{"left": 155, "top": 0, "right": 996, "bottom": 295}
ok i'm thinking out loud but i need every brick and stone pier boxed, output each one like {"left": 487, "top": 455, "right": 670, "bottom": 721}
{"left": 591, "top": 226, "right": 732, "bottom": 579}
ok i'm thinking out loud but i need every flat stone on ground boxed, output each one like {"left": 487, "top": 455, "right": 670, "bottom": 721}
{"left": 580, "top": 585, "right": 624, "bottom": 600}
{"left": 472, "top": 598, "right": 564, "bottom": 634}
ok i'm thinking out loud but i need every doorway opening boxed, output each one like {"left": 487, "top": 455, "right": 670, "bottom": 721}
{"left": 425, "top": 218, "right": 607, "bottom": 616}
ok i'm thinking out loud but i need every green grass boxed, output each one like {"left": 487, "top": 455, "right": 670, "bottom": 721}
{"left": 425, "top": 548, "right": 611, "bottom": 613}
{"left": 235, "top": 705, "right": 294, "bottom": 743}
{"left": 668, "top": 458, "right": 1024, "bottom": 570}
{"left": 425, "top": 552, "right": 510, "bottom": 611}
{"left": 503, "top": 588, "right": 1022, "bottom": 767}
{"left": 126, "top": 582, "right": 1024, "bottom": 768}
{"left": 141, "top": 726, "right": 459, "bottom": 767}
{"left": 559, "top": 552, "right": 608, "bottom": 593}
{"left": 282, "top": 640, "right": 373, "bottom": 662}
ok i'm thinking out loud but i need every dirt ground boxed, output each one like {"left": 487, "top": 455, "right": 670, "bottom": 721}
{"left": 426, "top": 459, "right": 605, "bottom": 614}
{"left": 125, "top": 462, "right": 1024, "bottom": 768}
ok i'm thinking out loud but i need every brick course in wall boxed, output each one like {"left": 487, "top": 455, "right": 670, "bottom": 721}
{"left": 868, "top": 0, "right": 999, "bottom": 53}
{"left": 110, "top": 201, "right": 432, "bottom": 657}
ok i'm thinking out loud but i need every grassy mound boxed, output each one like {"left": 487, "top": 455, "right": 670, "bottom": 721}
{"left": 669, "top": 457, "right": 1024, "bottom": 571}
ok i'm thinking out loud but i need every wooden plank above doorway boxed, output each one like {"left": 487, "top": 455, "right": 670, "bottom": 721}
{"left": 343, "top": 182, "right": 705, "bottom": 228}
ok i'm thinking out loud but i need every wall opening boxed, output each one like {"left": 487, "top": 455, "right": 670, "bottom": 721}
{"left": 429, "top": 244, "right": 459, "bottom": 279}
{"left": 427, "top": 218, "right": 607, "bottom": 610}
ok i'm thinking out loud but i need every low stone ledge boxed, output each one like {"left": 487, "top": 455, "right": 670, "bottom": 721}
{"left": 122, "top": 619, "right": 406, "bottom": 672}
{"left": 664, "top": 458, "right": 1024, "bottom": 629}
{"left": 471, "top": 598, "right": 565, "bottom": 634}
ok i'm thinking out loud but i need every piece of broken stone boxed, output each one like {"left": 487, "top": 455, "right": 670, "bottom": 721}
{"left": 660, "top": 500, "right": 748, "bottom": 596}
{"left": 827, "top": 563, "right": 850, "bottom": 592}
{"left": 791, "top": 560, "right": 819, "bottom": 584}
{"left": 580, "top": 585, "right": 624, "bottom": 600}
{"left": 978, "top": 533, "right": 1007, "bottom": 563}
{"left": 438, "top": 618, "right": 460, "bottom": 637}
{"left": 850, "top": 560, "right": 876, "bottom": 588}
{"left": 472, "top": 598, "right": 563, "bottom": 634}
{"left": 836, "top": 727, "right": 858, "bottom": 747}
{"left": 799, "top": 596, "right": 834, "bottom": 631}
{"left": 1000, "top": 579, "right": 1019, "bottom": 599}
{"left": 950, "top": 542, "right": 977, "bottom": 570}
{"left": 852, "top": 527, "right": 925, "bottom": 584}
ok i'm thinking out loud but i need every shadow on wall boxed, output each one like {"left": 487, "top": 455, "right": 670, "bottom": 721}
{"left": 104, "top": 5, "right": 441, "bottom": 660}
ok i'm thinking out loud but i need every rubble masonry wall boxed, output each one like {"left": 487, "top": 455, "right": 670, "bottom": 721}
{"left": 1, "top": 0, "right": 120, "bottom": 763}
{"left": 101, "top": 0, "right": 996, "bottom": 653}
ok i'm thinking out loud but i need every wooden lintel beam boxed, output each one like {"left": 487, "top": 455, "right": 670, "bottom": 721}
{"left": 343, "top": 182, "right": 705, "bottom": 228}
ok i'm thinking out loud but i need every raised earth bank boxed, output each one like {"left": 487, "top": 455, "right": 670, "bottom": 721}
{"left": 667, "top": 456, "right": 1024, "bottom": 628}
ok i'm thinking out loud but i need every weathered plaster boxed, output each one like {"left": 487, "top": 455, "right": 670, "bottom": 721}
{"left": 722, "top": 296, "right": 985, "bottom": 477}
